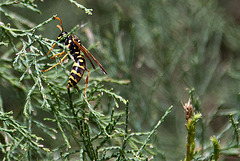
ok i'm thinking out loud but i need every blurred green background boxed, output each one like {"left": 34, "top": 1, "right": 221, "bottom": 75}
{"left": 1, "top": 0, "right": 240, "bottom": 160}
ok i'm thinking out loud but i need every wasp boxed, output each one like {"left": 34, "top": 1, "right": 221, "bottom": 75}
{"left": 42, "top": 16, "right": 107, "bottom": 100}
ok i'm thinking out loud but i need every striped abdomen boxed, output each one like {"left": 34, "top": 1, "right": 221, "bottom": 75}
{"left": 67, "top": 54, "right": 86, "bottom": 88}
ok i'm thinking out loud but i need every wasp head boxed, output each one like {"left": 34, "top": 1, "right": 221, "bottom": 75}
{"left": 53, "top": 16, "right": 68, "bottom": 43}
{"left": 56, "top": 31, "right": 68, "bottom": 42}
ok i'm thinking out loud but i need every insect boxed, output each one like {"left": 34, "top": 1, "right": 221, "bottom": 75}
{"left": 42, "top": 16, "right": 107, "bottom": 100}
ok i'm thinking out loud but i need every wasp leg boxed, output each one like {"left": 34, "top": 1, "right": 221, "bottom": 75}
{"left": 50, "top": 51, "right": 66, "bottom": 59}
{"left": 84, "top": 68, "right": 90, "bottom": 101}
{"left": 47, "top": 43, "right": 56, "bottom": 56}
{"left": 41, "top": 54, "right": 68, "bottom": 73}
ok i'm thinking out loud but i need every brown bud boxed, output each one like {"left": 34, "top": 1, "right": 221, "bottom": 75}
{"left": 182, "top": 98, "right": 194, "bottom": 120}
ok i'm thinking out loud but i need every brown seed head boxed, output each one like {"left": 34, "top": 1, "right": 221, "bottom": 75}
{"left": 182, "top": 98, "right": 194, "bottom": 120}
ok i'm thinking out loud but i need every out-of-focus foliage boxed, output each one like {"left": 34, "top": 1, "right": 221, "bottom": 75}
{"left": 1, "top": 0, "right": 240, "bottom": 160}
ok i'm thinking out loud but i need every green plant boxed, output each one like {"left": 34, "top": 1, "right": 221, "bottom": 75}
{"left": 0, "top": 0, "right": 173, "bottom": 160}
{"left": 1, "top": 0, "right": 240, "bottom": 160}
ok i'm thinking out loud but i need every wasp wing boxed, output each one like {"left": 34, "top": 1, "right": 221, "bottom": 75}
{"left": 73, "top": 39, "right": 107, "bottom": 75}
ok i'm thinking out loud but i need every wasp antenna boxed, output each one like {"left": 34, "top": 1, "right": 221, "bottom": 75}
{"left": 54, "top": 16, "right": 64, "bottom": 32}
{"left": 56, "top": 25, "right": 63, "bottom": 32}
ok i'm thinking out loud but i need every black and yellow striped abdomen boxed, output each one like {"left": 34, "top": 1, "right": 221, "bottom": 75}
{"left": 67, "top": 54, "right": 86, "bottom": 88}
{"left": 62, "top": 35, "right": 86, "bottom": 88}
